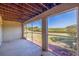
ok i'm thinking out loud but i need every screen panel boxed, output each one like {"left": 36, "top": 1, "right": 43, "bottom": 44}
{"left": 26, "top": 23, "right": 33, "bottom": 41}
{"left": 32, "top": 20, "right": 42, "bottom": 47}
{"left": 47, "top": 9, "right": 77, "bottom": 56}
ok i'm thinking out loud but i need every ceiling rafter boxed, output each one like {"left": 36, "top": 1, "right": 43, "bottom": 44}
{"left": 40, "top": 3, "right": 49, "bottom": 10}
{"left": 9, "top": 4, "right": 35, "bottom": 15}
{"left": 0, "top": 11, "right": 21, "bottom": 21}
{"left": 3, "top": 15, "right": 18, "bottom": 19}
{"left": 0, "top": 7, "right": 22, "bottom": 17}
{"left": 0, "top": 3, "right": 33, "bottom": 16}
{"left": 0, "top": 5, "right": 35, "bottom": 19}
{"left": 1, "top": 15, "right": 19, "bottom": 20}
{"left": 0, "top": 3, "right": 61, "bottom": 22}
{"left": 15, "top": 3, "right": 40, "bottom": 14}
{"left": 0, "top": 3, "right": 42, "bottom": 17}
{"left": 0, "top": 5, "right": 23, "bottom": 16}
{"left": 3, "top": 17, "right": 19, "bottom": 22}
{"left": 25, "top": 3, "right": 42, "bottom": 13}
{"left": 14, "top": 4, "right": 39, "bottom": 16}
{"left": 2, "top": 4, "right": 23, "bottom": 13}
{"left": 30, "top": 3, "right": 43, "bottom": 11}
{"left": 0, "top": 12, "right": 20, "bottom": 19}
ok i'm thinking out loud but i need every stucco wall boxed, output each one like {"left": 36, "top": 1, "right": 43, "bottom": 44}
{"left": 0, "top": 16, "right": 2, "bottom": 46}
{"left": 3, "top": 20, "right": 22, "bottom": 42}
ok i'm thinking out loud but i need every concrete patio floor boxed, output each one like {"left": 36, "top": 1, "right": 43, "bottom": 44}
{"left": 0, "top": 39, "right": 55, "bottom": 56}
{"left": 0, "top": 39, "right": 42, "bottom": 56}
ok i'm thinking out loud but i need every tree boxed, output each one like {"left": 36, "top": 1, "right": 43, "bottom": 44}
{"left": 33, "top": 26, "right": 39, "bottom": 32}
{"left": 50, "top": 37, "right": 57, "bottom": 42}
{"left": 66, "top": 25, "right": 77, "bottom": 37}
{"left": 27, "top": 27, "right": 33, "bottom": 31}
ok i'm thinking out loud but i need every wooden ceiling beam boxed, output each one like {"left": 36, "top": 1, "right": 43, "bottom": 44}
{"left": 0, "top": 5, "right": 34, "bottom": 19}
{"left": 1, "top": 13, "right": 20, "bottom": 19}
{"left": 2, "top": 4, "right": 23, "bottom": 13}
{"left": 0, "top": 5, "right": 23, "bottom": 16}
{"left": 3, "top": 15, "right": 18, "bottom": 19}
{"left": 15, "top": 4, "right": 39, "bottom": 14}
{"left": 25, "top": 3, "right": 42, "bottom": 13}
{"left": 0, "top": 3, "right": 59, "bottom": 22}
{"left": 0, "top": 4, "right": 35, "bottom": 17}
{"left": 0, "top": 8, "right": 21, "bottom": 17}
{"left": 1, "top": 12, "right": 35, "bottom": 22}
{"left": 0, "top": 11, "right": 21, "bottom": 21}
{"left": 9, "top": 4, "right": 35, "bottom": 15}
{"left": 29, "top": 3, "right": 43, "bottom": 11}
{"left": 2, "top": 15, "right": 18, "bottom": 21}
{"left": 40, "top": 3, "right": 49, "bottom": 10}
{"left": 0, "top": 8, "right": 36, "bottom": 21}
{"left": 8, "top": 3, "right": 37, "bottom": 16}
{"left": 0, "top": 4, "right": 42, "bottom": 20}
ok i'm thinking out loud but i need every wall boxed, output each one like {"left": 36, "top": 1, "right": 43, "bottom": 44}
{"left": 3, "top": 20, "right": 22, "bottom": 42}
{"left": 0, "top": 16, "right": 2, "bottom": 46}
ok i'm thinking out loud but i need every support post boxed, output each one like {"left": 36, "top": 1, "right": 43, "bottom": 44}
{"left": 42, "top": 17, "right": 48, "bottom": 51}
{"left": 76, "top": 7, "right": 79, "bottom": 56}
{"left": 21, "top": 23, "right": 26, "bottom": 39}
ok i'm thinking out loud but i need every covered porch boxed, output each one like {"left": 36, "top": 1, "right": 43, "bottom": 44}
{"left": 0, "top": 3, "right": 79, "bottom": 56}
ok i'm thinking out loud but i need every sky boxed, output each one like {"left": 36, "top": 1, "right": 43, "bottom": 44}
{"left": 27, "top": 9, "right": 77, "bottom": 28}
{"left": 27, "top": 19, "right": 42, "bottom": 28}
{"left": 48, "top": 9, "right": 77, "bottom": 28}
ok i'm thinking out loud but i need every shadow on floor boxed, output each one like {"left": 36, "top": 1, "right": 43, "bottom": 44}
{"left": 48, "top": 44, "right": 74, "bottom": 56}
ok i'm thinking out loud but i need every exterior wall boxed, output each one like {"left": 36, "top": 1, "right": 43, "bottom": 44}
{"left": 0, "top": 16, "right": 2, "bottom": 46}
{"left": 3, "top": 20, "right": 22, "bottom": 42}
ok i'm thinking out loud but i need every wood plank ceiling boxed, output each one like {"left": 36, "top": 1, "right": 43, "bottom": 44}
{"left": 0, "top": 3, "right": 61, "bottom": 23}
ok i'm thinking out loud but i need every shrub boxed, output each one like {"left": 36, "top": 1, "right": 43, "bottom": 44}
{"left": 50, "top": 37, "right": 57, "bottom": 42}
